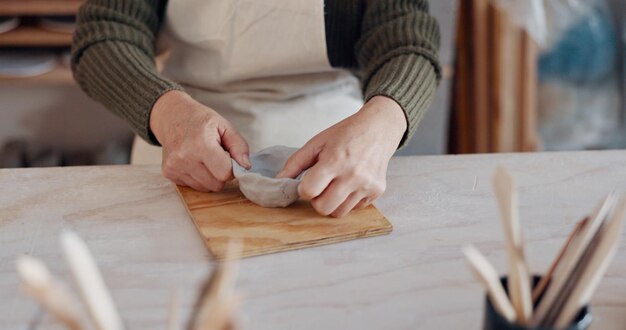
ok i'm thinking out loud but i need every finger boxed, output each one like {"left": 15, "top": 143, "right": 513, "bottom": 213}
{"left": 221, "top": 126, "right": 251, "bottom": 169}
{"left": 331, "top": 191, "right": 366, "bottom": 218}
{"left": 276, "top": 142, "right": 320, "bottom": 179}
{"left": 180, "top": 173, "right": 209, "bottom": 192}
{"left": 297, "top": 164, "right": 335, "bottom": 200}
{"left": 203, "top": 144, "right": 234, "bottom": 182}
{"left": 161, "top": 162, "right": 187, "bottom": 187}
{"left": 189, "top": 162, "right": 225, "bottom": 192}
{"left": 354, "top": 197, "right": 373, "bottom": 210}
{"left": 169, "top": 176, "right": 186, "bottom": 187}
{"left": 311, "top": 179, "right": 353, "bottom": 216}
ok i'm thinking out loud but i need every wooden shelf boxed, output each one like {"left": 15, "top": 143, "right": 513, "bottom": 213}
{"left": 0, "top": 26, "right": 72, "bottom": 46}
{"left": 0, "top": 0, "right": 82, "bottom": 16}
{"left": 0, "top": 65, "right": 74, "bottom": 86}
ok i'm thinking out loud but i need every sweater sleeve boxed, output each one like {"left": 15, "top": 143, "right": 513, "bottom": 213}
{"left": 356, "top": 0, "right": 441, "bottom": 148}
{"left": 71, "top": 0, "right": 181, "bottom": 145}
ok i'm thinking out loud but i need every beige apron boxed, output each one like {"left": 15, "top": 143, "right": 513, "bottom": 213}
{"left": 131, "top": 0, "right": 363, "bottom": 164}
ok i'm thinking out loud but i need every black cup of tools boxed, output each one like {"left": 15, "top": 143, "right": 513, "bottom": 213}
{"left": 483, "top": 276, "right": 591, "bottom": 330}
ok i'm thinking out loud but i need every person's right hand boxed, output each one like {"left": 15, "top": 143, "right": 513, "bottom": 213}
{"left": 149, "top": 90, "right": 251, "bottom": 192}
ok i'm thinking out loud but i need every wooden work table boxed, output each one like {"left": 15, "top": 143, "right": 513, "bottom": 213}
{"left": 1, "top": 150, "right": 626, "bottom": 329}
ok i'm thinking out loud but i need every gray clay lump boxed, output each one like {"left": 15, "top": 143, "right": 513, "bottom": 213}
{"left": 232, "top": 145, "right": 303, "bottom": 207}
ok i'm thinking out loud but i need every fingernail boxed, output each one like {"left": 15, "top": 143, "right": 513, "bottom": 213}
{"left": 276, "top": 170, "right": 285, "bottom": 179}
{"left": 243, "top": 153, "right": 251, "bottom": 168}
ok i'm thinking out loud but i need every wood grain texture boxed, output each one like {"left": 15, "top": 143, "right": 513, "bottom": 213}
{"left": 2, "top": 152, "right": 626, "bottom": 330}
{"left": 175, "top": 183, "right": 392, "bottom": 259}
{"left": 470, "top": 0, "right": 491, "bottom": 153}
{"left": 0, "top": 0, "right": 82, "bottom": 15}
{"left": 519, "top": 30, "right": 539, "bottom": 152}
{"left": 450, "top": 0, "right": 473, "bottom": 153}
{"left": 488, "top": 2, "right": 502, "bottom": 152}
{"left": 0, "top": 26, "right": 72, "bottom": 46}
{"left": 490, "top": 3, "right": 520, "bottom": 153}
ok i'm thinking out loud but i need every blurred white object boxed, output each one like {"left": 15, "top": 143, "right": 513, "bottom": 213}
{"left": 38, "top": 16, "right": 76, "bottom": 34}
{"left": 538, "top": 79, "right": 622, "bottom": 150}
{"left": 61, "top": 231, "right": 124, "bottom": 330}
{"left": 494, "top": 0, "right": 548, "bottom": 47}
{"left": 0, "top": 16, "right": 20, "bottom": 34}
{"left": 0, "top": 50, "right": 57, "bottom": 78}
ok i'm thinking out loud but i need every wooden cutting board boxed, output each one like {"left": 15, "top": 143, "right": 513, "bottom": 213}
{"left": 175, "top": 182, "right": 393, "bottom": 259}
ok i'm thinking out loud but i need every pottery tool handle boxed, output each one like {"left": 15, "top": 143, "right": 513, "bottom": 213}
{"left": 532, "top": 194, "right": 616, "bottom": 325}
{"left": 532, "top": 217, "right": 587, "bottom": 303}
{"left": 192, "top": 239, "right": 243, "bottom": 330}
{"left": 553, "top": 199, "right": 626, "bottom": 328}
{"left": 61, "top": 231, "right": 124, "bottom": 330}
{"left": 492, "top": 167, "right": 533, "bottom": 323}
{"left": 463, "top": 245, "right": 517, "bottom": 323}
{"left": 16, "top": 255, "right": 83, "bottom": 330}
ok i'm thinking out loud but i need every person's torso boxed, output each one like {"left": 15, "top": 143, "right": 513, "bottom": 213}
{"left": 156, "top": 0, "right": 365, "bottom": 151}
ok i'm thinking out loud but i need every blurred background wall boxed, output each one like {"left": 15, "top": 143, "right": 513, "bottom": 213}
{"left": 0, "top": 0, "right": 625, "bottom": 167}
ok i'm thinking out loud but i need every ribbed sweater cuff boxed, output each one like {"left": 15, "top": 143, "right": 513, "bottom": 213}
{"left": 364, "top": 54, "right": 438, "bottom": 148}
{"left": 72, "top": 41, "right": 181, "bottom": 145}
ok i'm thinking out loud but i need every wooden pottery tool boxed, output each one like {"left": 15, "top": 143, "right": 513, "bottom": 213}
{"left": 17, "top": 232, "right": 247, "bottom": 330}
{"left": 492, "top": 167, "right": 532, "bottom": 323}
{"left": 532, "top": 195, "right": 615, "bottom": 325}
{"left": 190, "top": 240, "right": 243, "bottom": 330}
{"left": 539, "top": 219, "right": 602, "bottom": 327}
{"left": 61, "top": 231, "right": 124, "bottom": 330}
{"left": 463, "top": 245, "right": 517, "bottom": 323}
{"left": 175, "top": 182, "right": 393, "bottom": 259}
{"left": 466, "top": 167, "right": 622, "bottom": 329}
{"left": 16, "top": 255, "right": 83, "bottom": 330}
{"left": 531, "top": 217, "right": 588, "bottom": 303}
{"left": 552, "top": 199, "right": 626, "bottom": 327}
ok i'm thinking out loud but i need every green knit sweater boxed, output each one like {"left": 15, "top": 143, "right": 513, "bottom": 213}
{"left": 71, "top": 0, "right": 441, "bottom": 147}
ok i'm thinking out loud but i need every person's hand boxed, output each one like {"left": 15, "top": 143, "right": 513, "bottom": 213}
{"left": 150, "top": 90, "right": 251, "bottom": 192}
{"left": 277, "top": 96, "right": 407, "bottom": 217}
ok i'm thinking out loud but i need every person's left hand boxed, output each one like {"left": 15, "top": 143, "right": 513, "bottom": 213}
{"left": 276, "top": 95, "right": 407, "bottom": 217}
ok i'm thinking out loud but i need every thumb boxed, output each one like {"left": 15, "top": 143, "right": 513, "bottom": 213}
{"left": 276, "top": 143, "right": 319, "bottom": 179}
{"left": 222, "top": 126, "right": 251, "bottom": 169}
